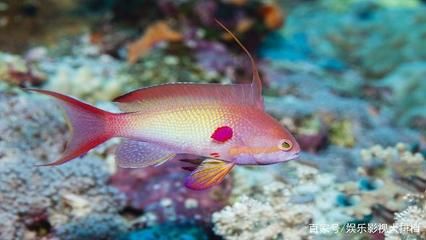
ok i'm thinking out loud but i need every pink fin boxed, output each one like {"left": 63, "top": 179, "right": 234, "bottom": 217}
{"left": 25, "top": 89, "right": 114, "bottom": 166}
{"left": 185, "top": 159, "right": 234, "bottom": 190}
{"left": 115, "top": 140, "right": 175, "bottom": 168}
{"left": 211, "top": 126, "right": 233, "bottom": 143}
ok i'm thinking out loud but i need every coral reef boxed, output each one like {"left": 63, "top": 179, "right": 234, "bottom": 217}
{"left": 0, "top": 92, "right": 128, "bottom": 240}
{"left": 359, "top": 143, "right": 424, "bottom": 178}
{"left": 385, "top": 192, "right": 426, "bottom": 239}
{"left": 285, "top": 2, "right": 426, "bottom": 78}
{"left": 212, "top": 185, "right": 313, "bottom": 240}
{"left": 0, "top": 52, "right": 46, "bottom": 89}
{"left": 1, "top": 1, "right": 425, "bottom": 239}
{"left": 213, "top": 162, "right": 352, "bottom": 239}
{"left": 334, "top": 143, "right": 425, "bottom": 227}
{"left": 40, "top": 47, "right": 128, "bottom": 102}
{"left": 213, "top": 142, "right": 425, "bottom": 239}
{"left": 110, "top": 159, "right": 231, "bottom": 226}
{"left": 378, "top": 62, "right": 426, "bottom": 131}
{"left": 119, "top": 223, "right": 209, "bottom": 240}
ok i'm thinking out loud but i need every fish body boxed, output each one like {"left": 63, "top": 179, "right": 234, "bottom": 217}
{"left": 27, "top": 21, "right": 300, "bottom": 190}
{"left": 116, "top": 94, "right": 298, "bottom": 165}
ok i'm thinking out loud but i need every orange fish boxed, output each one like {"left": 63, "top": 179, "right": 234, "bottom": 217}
{"left": 27, "top": 21, "right": 300, "bottom": 190}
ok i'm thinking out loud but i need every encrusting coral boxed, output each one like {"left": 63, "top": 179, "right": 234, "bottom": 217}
{"left": 0, "top": 92, "right": 128, "bottom": 240}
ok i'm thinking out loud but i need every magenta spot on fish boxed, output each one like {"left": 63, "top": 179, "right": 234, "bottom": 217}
{"left": 211, "top": 126, "right": 233, "bottom": 143}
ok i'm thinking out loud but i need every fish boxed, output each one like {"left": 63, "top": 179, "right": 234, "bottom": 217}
{"left": 26, "top": 20, "right": 300, "bottom": 190}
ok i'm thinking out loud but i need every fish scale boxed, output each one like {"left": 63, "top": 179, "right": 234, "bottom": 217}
{"left": 122, "top": 105, "right": 247, "bottom": 155}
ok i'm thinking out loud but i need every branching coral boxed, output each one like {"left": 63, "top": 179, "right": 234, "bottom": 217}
{"left": 212, "top": 184, "right": 313, "bottom": 240}
{"left": 215, "top": 142, "right": 425, "bottom": 240}
{"left": 335, "top": 143, "right": 425, "bottom": 221}
{"left": 212, "top": 162, "right": 353, "bottom": 239}
{"left": 359, "top": 143, "right": 424, "bottom": 179}
{"left": 385, "top": 192, "right": 426, "bottom": 240}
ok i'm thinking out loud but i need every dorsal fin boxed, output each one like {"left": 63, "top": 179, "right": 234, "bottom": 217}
{"left": 114, "top": 82, "right": 262, "bottom": 112}
{"left": 215, "top": 19, "right": 263, "bottom": 105}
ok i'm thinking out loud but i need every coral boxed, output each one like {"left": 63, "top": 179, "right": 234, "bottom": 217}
{"left": 109, "top": 158, "right": 231, "bottom": 225}
{"left": 333, "top": 143, "right": 425, "bottom": 223}
{"left": 122, "top": 49, "right": 228, "bottom": 92}
{"left": 41, "top": 53, "right": 128, "bottom": 102}
{"left": 119, "top": 223, "right": 209, "bottom": 240}
{"left": 217, "top": 143, "right": 424, "bottom": 239}
{"left": 262, "top": 61, "right": 420, "bottom": 150}
{"left": 127, "top": 21, "right": 183, "bottom": 64}
{"left": 359, "top": 143, "right": 425, "bottom": 179}
{"left": 385, "top": 192, "right": 426, "bottom": 239}
{"left": 0, "top": 92, "right": 67, "bottom": 160}
{"left": 0, "top": 152, "right": 128, "bottom": 240}
{"left": 277, "top": 4, "right": 426, "bottom": 131}
{"left": 0, "top": 52, "right": 46, "bottom": 89}
{"left": 329, "top": 119, "right": 356, "bottom": 148}
{"left": 319, "top": 0, "right": 420, "bottom": 12}
{"left": 0, "top": 92, "right": 128, "bottom": 240}
{"left": 54, "top": 213, "right": 128, "bottom": 240}
{"left": 213, "top": 162, "right": 353, "bottom": 239}
{"left": 284, "top": 2, "right": 426, "bottom": 78}
{"left": 379, "top": 62, "right": 426, "bottom": 130}
{"left": 212, "top": 185, "right": 313, "bottom": 240}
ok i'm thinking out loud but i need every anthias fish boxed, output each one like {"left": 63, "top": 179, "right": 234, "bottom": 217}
{"left": 28, "top": 21, "right": 300, "bottom": 190}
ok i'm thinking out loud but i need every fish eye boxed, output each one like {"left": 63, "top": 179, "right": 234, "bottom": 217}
{"left": 278, "top": 139, "right": 293, "bottom": 151}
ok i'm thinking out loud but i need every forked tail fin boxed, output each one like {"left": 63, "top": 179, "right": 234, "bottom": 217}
{"left": 26, "top": 89, "right": 117, "bottom": 166}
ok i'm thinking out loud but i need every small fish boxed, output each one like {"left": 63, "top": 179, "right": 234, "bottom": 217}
{"left": 26, "top": 20, "right": 300, "bottom": 190}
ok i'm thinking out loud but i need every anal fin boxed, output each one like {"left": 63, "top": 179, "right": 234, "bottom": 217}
{"left": 115, "top": 140, "right": 175, "bottom": 168}
{"left": 185, "top": 159, "right": 234, "bottom": 190}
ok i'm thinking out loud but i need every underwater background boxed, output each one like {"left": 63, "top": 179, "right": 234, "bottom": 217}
{"left": 0, "top": 0, "right": 425, "bottom": 239}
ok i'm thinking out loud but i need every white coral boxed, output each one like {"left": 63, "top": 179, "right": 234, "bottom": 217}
{"left": 385, "top": 206, "right": 426, "bottom": 239}
{"left": 212, "top": 182, "right": 313, "bottom": 240}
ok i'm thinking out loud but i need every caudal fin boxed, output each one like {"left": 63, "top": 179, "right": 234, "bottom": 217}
{"left": 26, "top": 89, "right": 116, "bottom": 166}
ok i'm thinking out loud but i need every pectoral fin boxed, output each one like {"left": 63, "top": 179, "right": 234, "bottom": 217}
{"left": 115, "top": 140, "right": 175, "bottom": 168}
{"left": 184, "top": 159, "right": 234, "bottom": 190}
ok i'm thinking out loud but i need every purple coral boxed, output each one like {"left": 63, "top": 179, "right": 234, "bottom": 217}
{"left": 110, "top": 158, "right": 231, "bottom": 225}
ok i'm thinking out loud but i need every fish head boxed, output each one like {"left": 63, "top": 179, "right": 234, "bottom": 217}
{"left": 230, "top": 115, "right": 300, "bottom": 165}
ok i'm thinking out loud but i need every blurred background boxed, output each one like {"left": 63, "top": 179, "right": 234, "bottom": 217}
{"left": 0, "top": 0, "right": 425, "bottom": 239}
